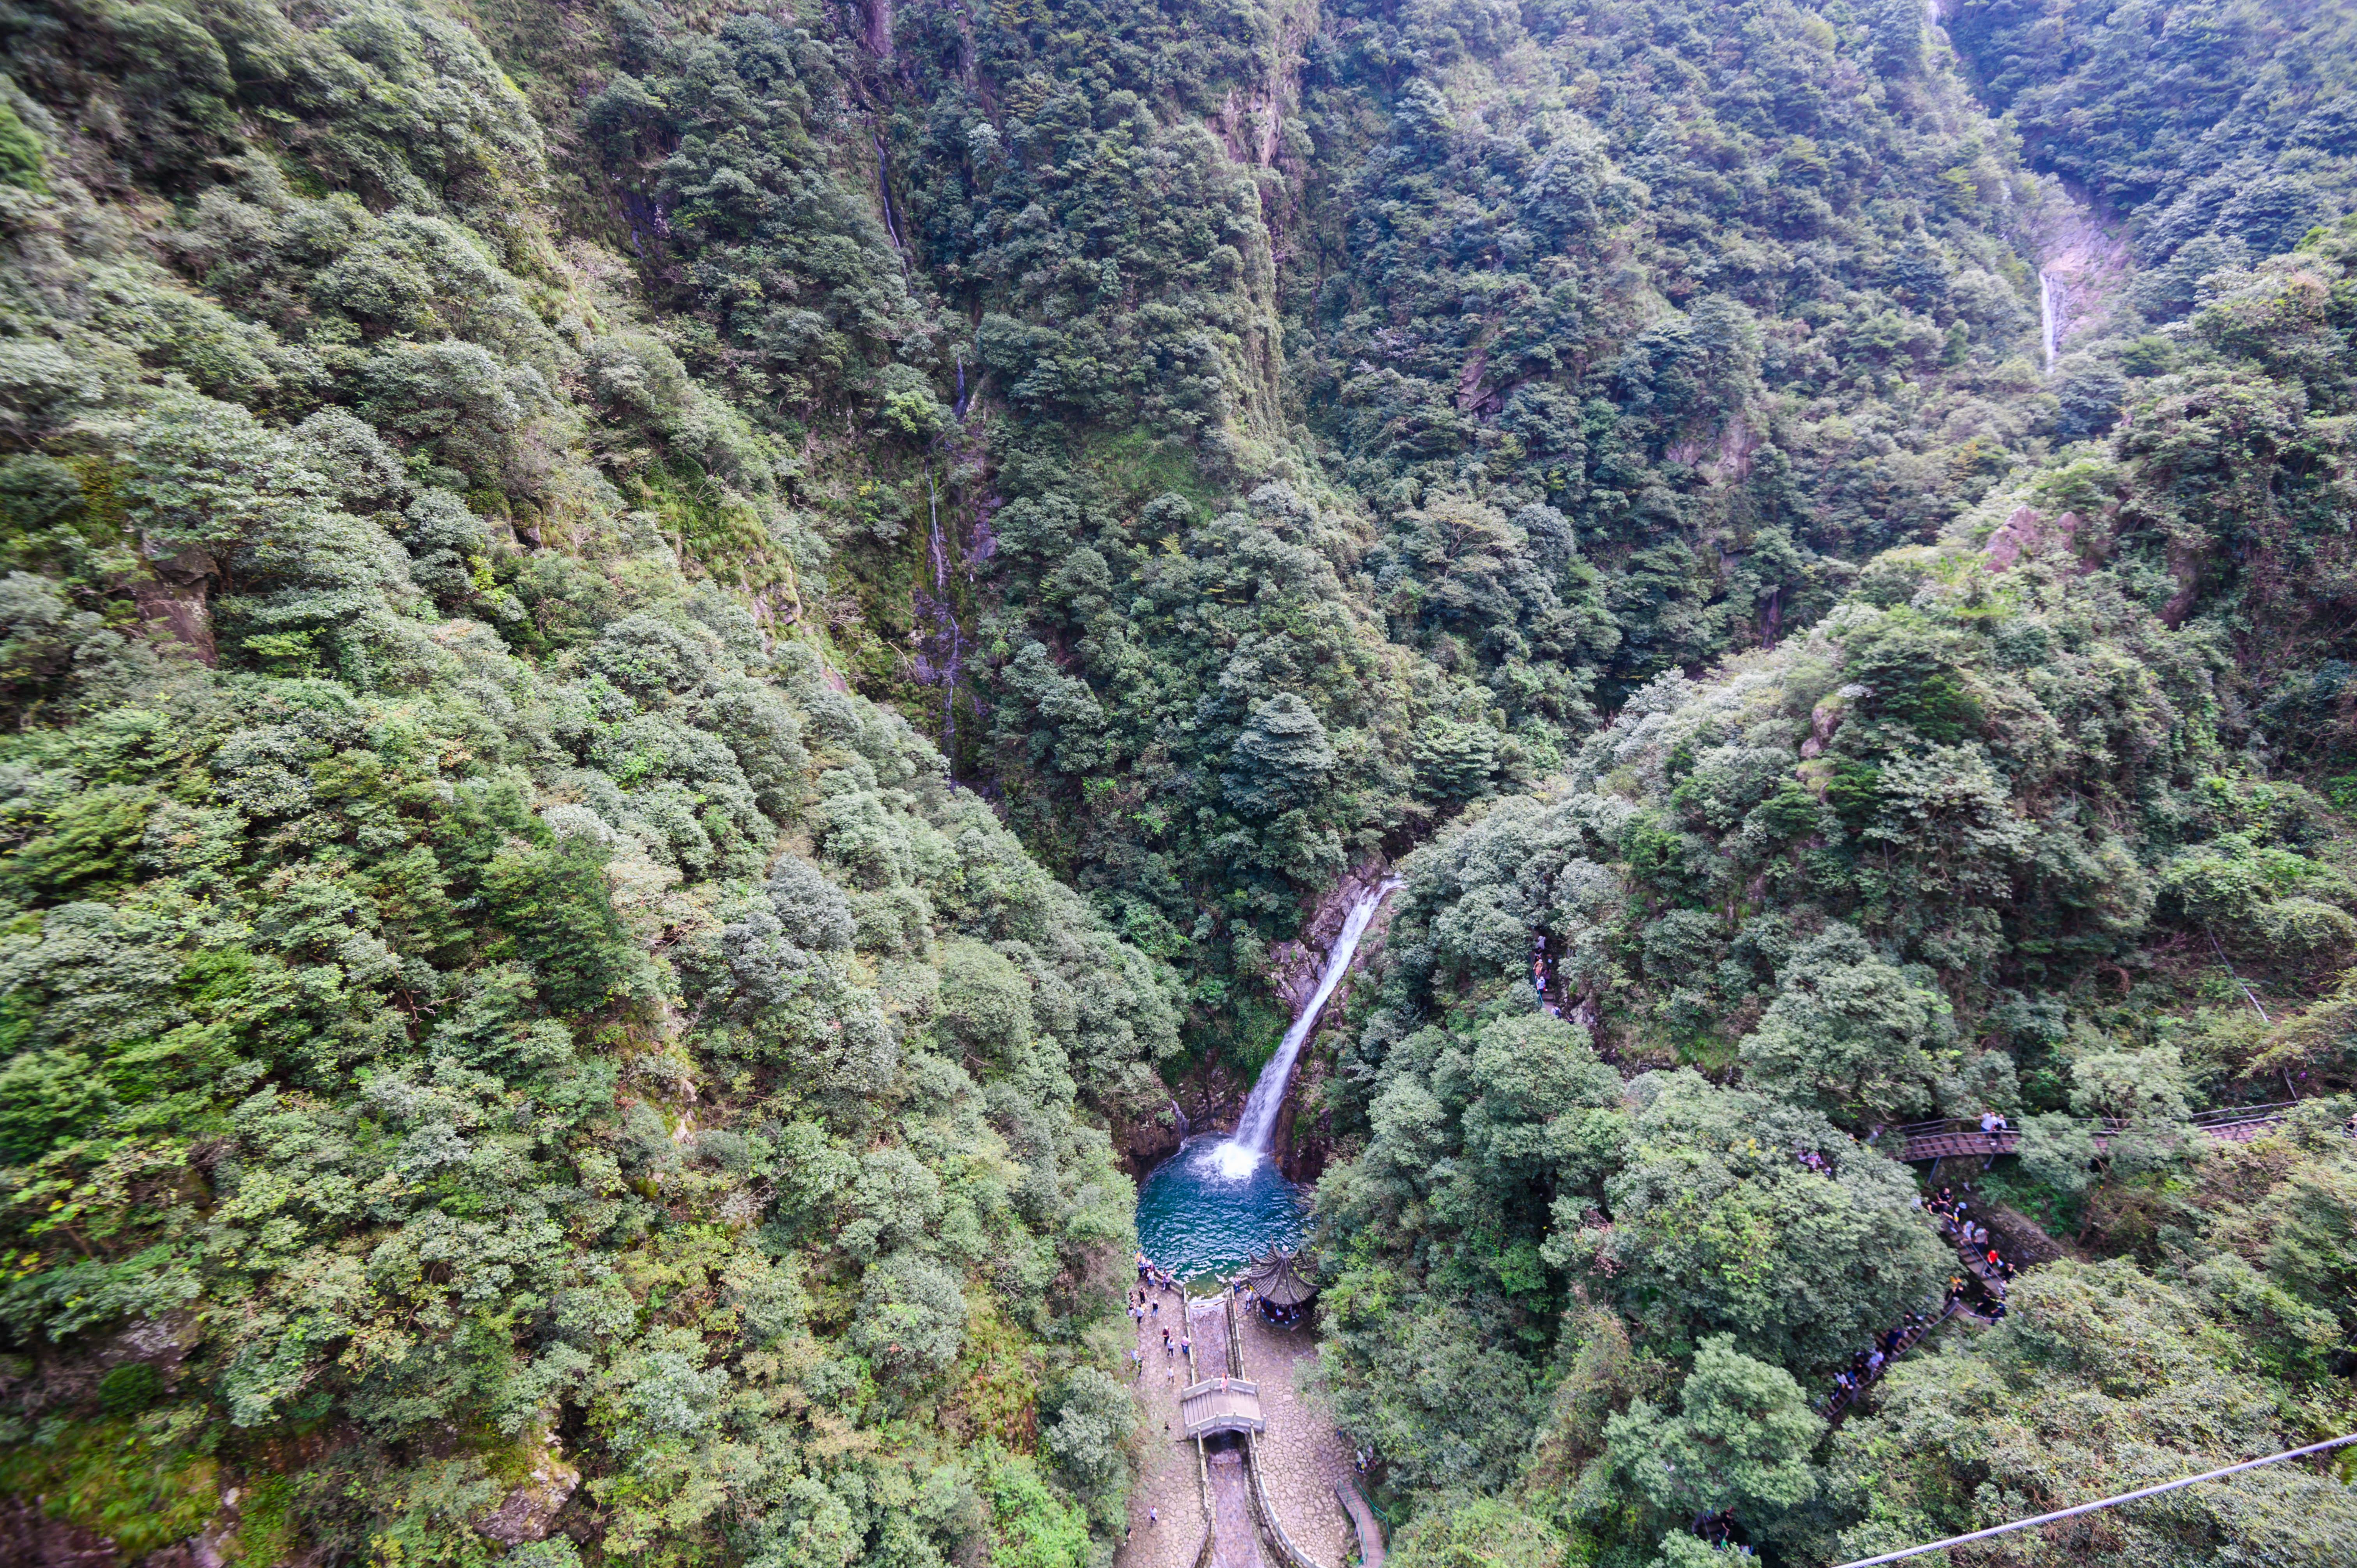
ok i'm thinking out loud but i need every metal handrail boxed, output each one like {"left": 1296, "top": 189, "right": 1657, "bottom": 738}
{"left": 1887, "top": 1101, "right": 2302, "bottom": 1143}
{"left": 1887, "top": 1116, "right": 2037, "bottom": 1138}
{"left": 1334, "top": 1480, "right": 1385, "bottom": 1568}
{"left": 1191, "top": 1434, "right": 1218, "bottom": 1568}
{"left": 1180, "top": 1376, "right": 1260, "bottom": 1397}
{"left": 1821, "top": 1293, "right": 1960, "bottom": 1421}
{"left": 2191, "top": 1100, "right": 2302, "bottom": 1126}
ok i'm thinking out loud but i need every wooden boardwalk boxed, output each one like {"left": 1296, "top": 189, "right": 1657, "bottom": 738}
{"left": 1894, "top": 1103, "right": 2298, "bottom": 1164}
{"left": 1334, "top": 1483, "right": 1385, "bottom": 1568}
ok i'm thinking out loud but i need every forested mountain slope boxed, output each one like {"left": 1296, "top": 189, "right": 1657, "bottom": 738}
{"left": 0, "top": 5, "right": 1171, "bottom": 1564}
{"left": 0, "top": 0, "right": 2352, "bottom": 1565}
{"left": 1312, "top": 217, "right": 2357, "bottom": 1568}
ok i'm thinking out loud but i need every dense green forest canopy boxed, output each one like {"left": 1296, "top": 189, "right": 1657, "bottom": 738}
{"left": 0, "top": 0, "right": 2353, "bottom": 1564}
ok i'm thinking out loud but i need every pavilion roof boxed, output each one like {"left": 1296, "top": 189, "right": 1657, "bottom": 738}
{"left": 1242, "top": 1248, "right": 1318, "bottom": 1308}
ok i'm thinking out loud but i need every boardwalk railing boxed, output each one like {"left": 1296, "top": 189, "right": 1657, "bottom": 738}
{"left": 1334, "top": 1481, "right": 1386, "bottom": 1568}
{"left": 1883, "top": 1102, "right": 2302, "bottom": 1163}
{"left": 1821, "top": 1296, "right": 1958, "bottom": 1423}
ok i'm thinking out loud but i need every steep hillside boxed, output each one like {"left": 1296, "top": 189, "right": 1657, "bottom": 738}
{"left": 0, "top": 4, "right": 1170, "bottom": 1564}
{"left": 0, "top": 0, "right": 2354, "bottom": 1565}
{"left": 1310, "top": 218, "right": 2357, "bottom": 1565}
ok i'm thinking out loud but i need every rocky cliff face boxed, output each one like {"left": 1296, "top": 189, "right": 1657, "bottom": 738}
{"left": 1263, "top": 863, "right": 1398, "bottom": 1016}
{"left": 2031, "top": 182, "right": 2133, "bottom": 365}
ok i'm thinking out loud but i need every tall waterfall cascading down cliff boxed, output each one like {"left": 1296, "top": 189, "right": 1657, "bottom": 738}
{"left": 1212, "top": 880, "right": 1402, "bottom": 1180}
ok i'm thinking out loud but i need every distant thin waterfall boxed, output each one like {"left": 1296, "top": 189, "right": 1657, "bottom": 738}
{"left": 1213, "top": 879, "right": 1401, "bottom": 1178}
{"left": 2039, "top": 269, "right": 2058, "bottom": 372}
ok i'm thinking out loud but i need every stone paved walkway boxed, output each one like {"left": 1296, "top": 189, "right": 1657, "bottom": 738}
{"left": 1116, "top": 1285, "right": 1375, "bottom": 1568}
{"left": 1193, "top": 1293, "right": 1235, "bottom": 1380}
{"left": 1117, "top": 1278, "right": 1209, "bottom": 1568}
{"left": 1235, "top": 1309, "right": 1359, "bottom": 1568}
{"left": 1207, "top": 1447, "right": 1268, "bottom": 1568}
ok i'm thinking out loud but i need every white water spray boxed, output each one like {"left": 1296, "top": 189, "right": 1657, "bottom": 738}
{"left": 1213, "top": 879, "right": 1402, "bottom": 1179}
{"left": 2039, "top": 269, "right": 2057, "bottom": 373}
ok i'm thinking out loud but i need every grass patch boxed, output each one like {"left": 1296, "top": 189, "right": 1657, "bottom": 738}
{"left": 1083, "top": 427, "right": 1221, "bottom": 514}
{"left": 0, "top": 1412, "right": 219, "bottom": 1557}
{"left": 948, "top": 1299, "right": 1041, "bottom": 1451}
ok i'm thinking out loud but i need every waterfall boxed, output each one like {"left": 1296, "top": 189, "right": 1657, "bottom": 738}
{"left": 874, "top": 133, "right": 905, "bottom": 252}
{"left": 1212, "top": 879, "right": 1401, "bottom": 1179}
{"left": 1171, "top": 1099, "right": 1191, "bottom": 1140}
{"left": 2039, "top": 269, "right": 2057, "bottom": 373}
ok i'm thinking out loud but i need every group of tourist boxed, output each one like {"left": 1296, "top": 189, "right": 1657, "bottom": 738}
{"left": 1529, "top": 936, "right": 1565, "bottom": 1019}
{"left": 1928, "top": 1185, "right": 2018, "bottom": 1303}
{"left": 1792, "top": 1145, "right": 1834, "bottom": 1176}
{"left": 1818, "top": 1183, "right": 2025, "bottom": 1416}
{"left": 1135, "top": 1250, "right": 1178, "bottom": 1293}
{"left": 1129, "top": 1252, "right": 1182, "bottom": 1385}
{"left": 1822, "top": 1308, "right": 1941, "bottom": 1408}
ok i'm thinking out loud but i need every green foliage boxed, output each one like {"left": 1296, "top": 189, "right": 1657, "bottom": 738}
{"left": 1567, "top": 1074, "right": 1949, "bottom": 1371}
{"left": 1735, "top": 926, "right": 1956, "bottom": 1123}
{"left": 1949, "top": 0, "right": 2357, "bottom": 276}
{"left": 1390, "top": 1495, "right": 1569, "bottom": 1568}
{"left": 0, "top": 7, "right": 1179, "bottom": 1563}
{"left": 0, "top": 1413, "right": 219, "bottom": 1557}
{"left": 1601, "top": 1333, "right": 1823, "bottom": 1523}
{"left": 1312, "top": 209, "right": 2357, "bottom": 1561}
{"left": 9, "top": 0, "right": 2357, "bottom": 1563}
{"left": 979, "top": 1444, "right": 1092, "bottom": 1568}
{"left": 95, "top": 1361, "right": 162, "bottom": 1417}
{"left": 1819, "top": 1257, "right": 2357, "bottom": 1565}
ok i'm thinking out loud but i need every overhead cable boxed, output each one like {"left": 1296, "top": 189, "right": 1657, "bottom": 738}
{"left": 1829, "top": 1432, "right": 2357, "bottom": 1568}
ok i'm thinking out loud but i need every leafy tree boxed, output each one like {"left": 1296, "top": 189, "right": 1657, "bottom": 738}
{"left": 1601, "top": 1333, "right": 1823, "bottom": 1523}
{"left": 1737, "top": 925, "right": 1956, "bottom": 1125}
{"left": 1564, "top": 1073, "right": 1950, "bottom": 1370}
